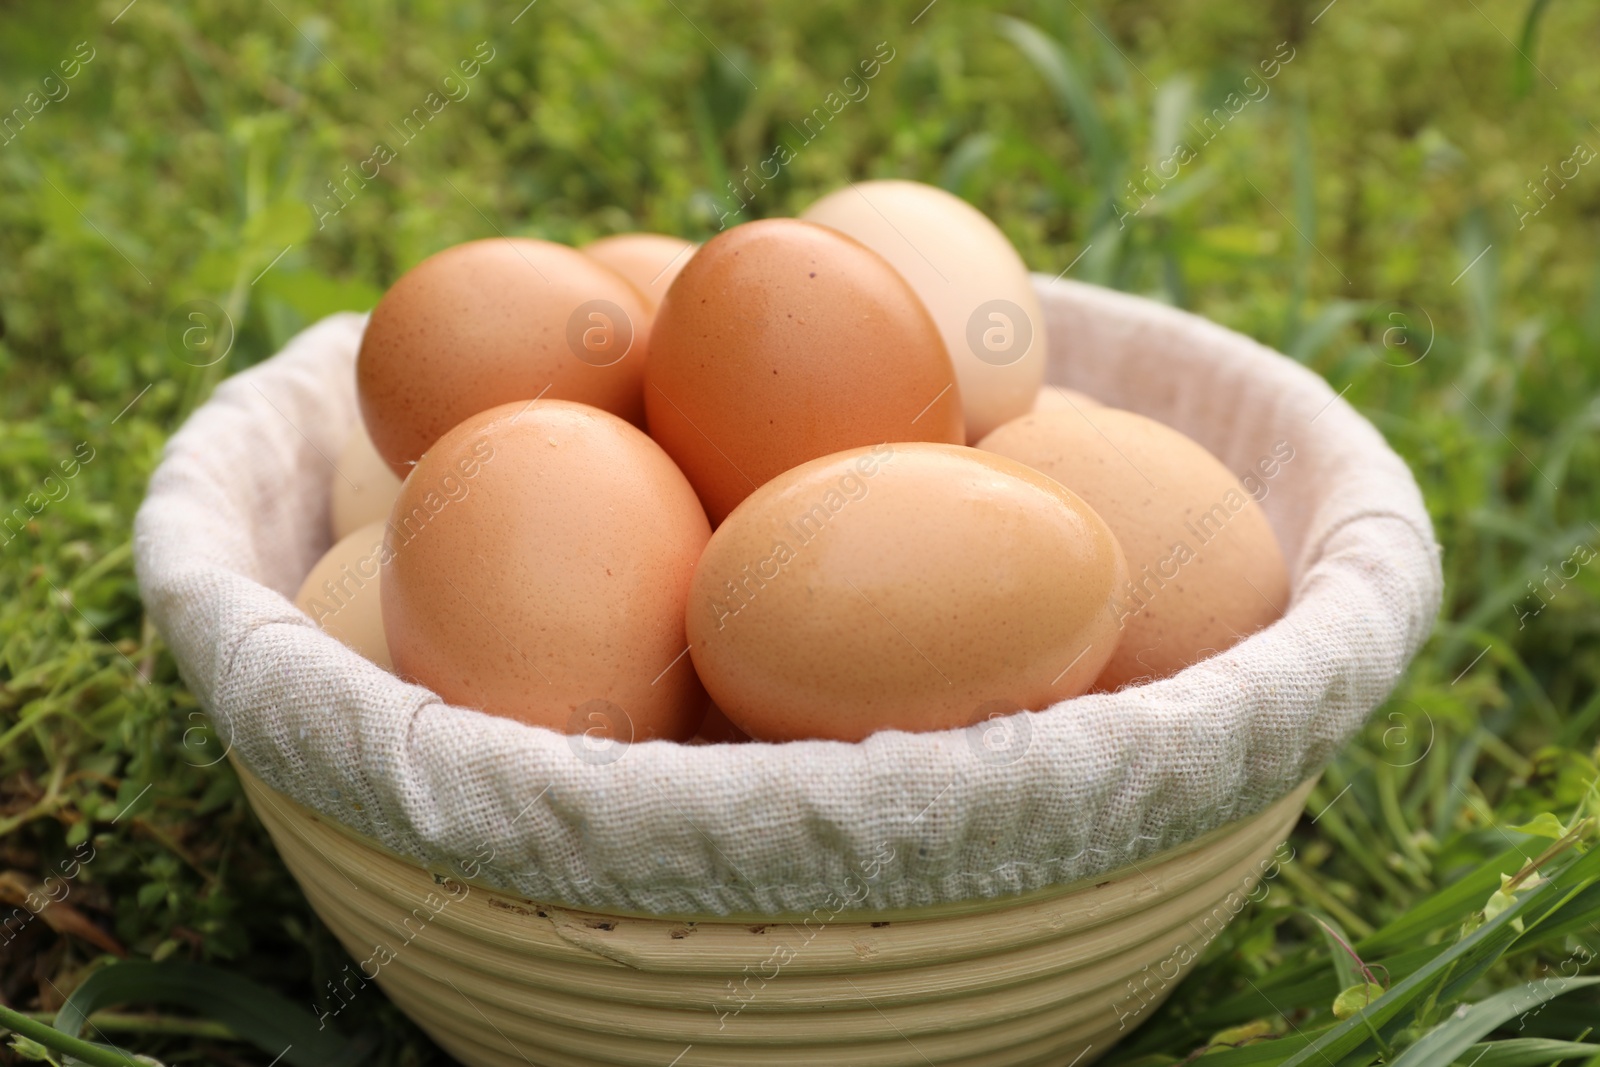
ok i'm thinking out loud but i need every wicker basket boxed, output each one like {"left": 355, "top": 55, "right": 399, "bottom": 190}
{"left": 240, "top": 764, "right": 1313, "bottom": 1066}
{"left": 136, "top": 273, "right": 1440, "bottom": 1065}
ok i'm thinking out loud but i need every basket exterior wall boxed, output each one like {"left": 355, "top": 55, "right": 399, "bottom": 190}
{"left": 243, "top": 767, "right": 1311, "bottom": 1067}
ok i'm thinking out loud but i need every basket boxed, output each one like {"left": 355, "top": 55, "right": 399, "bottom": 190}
{"left": 240, "top": 763, "right": 1313, "bottom": 1067}
{"left": 135, "top": 274, "right": 1442, "bottom": 1066}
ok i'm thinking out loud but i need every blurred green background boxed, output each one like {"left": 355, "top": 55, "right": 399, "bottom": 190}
{"left": 2, "top": 0, "right": 1599, "bottom": 1064}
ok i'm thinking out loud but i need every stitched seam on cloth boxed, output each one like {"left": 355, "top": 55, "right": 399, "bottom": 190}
{"left": 1299, "top": 508, "right": 1441, "bottom": 654}
{"left": 1303, "top": 508, "right": 1439, "bottom": 577}
{"left": 216, "top": 602, "right": 313, "bottom": 700}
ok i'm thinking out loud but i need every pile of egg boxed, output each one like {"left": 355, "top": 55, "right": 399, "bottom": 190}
{"left": 297, "top": 180, "right": 1289, "bottom": 746}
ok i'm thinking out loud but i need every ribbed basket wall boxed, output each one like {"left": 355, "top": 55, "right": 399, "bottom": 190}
{"left": 240, "top": 766, "right": 1312, "bottom": 1067}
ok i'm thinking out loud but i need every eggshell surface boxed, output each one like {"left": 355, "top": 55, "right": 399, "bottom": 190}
{"left": 690, "top": 703, "right": 751, "bottom": 745}
{"left": 644, "top": 218, "right": 964, "bottom": 525}
{"left": 581, "top": 233, "right": 697, "bottom": 312}
{"left": 802, "top": 180, "right": 1047, "bottom": 442}
{"left": 688, "top": 443, "right": 1127, "bottom": 742}
{"left": 330, "top": 420, "right": 403, "bottom": 540}
{"left": 358, "top": 238, "right": 651, "bottom": 476}
{"left": 382, "top": 400, "right": 710, "bottom": 740}
{"left": 979, "top": 407, "right": 1290, "bottom": 691}
{"left": 294, "top": 520, "right": 392, "bottom": 670}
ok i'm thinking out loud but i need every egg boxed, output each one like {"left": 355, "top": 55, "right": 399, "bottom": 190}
{"left": 381, "top": 399, "right": 710, "bottom": 740}
{"left": 690, "top": 703, "right": 751, "bottom": 745}
{"left": 801, "top": 180, "right": 1047, "bottom": 442}
{"left": 330, "top": 419, "right": 403, "bottom": 540}
{"left": 645, "top": 218, "right": 963, "bottom": 525}
{"left": 979, "top": 408, "right": 1290, "bottom": 691}
{"left": 581, "top": 233, "right": 697, "bottom": 312}
{"left": 687, "top": 443, "right": 1127, "bottom": 742}
{"left": 294, "top": 520, "right": 392, "bottom": 670}
{"left": 1032, "top": 384, "right": 1102, "bottom": 414}
{"left": 358, "top": 238, "right": 651, "bottom": 476}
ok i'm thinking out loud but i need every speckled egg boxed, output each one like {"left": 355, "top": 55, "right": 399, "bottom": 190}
{"left": 381, "top": 400, "right": 710, "bottom": 739}
{"left": 687, "top": 443, "right": 1127, "bottom": 742}
{"left": 358, "top": 238, "right": 651, "bottom": 476}
{"left": 802, "top": 180, "right": 1047, "bottom": 442}
{"left": 980, "top": 407, "right": 1291, "bottom": 691}
{"left": 644, "top": 218, "right": 964, "bottom": 525}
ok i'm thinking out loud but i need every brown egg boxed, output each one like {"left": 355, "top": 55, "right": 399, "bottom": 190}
{"left": 382, "top": 400, "right": 710, "bottom": 740}
{"left": 979, "top": 408, "right": 1290, "bottom": 691}
{"left": 330, "top": 419, "right": 402, "bottom": 540}
{"left": 358, "top": 239, "right": 651, "bottom": 476}
{"left": 644, "top": 219, "right": 964, "bottom": 525}
{"left": 801, "top": 180, "right": 1048, "bottom": 443}
{"left": 581, "top": 234, "right": 697, "bottom": 312}
{"left": 687, "top": 443, "right": 1127, "bottom": 742}
{"left": 1032, "top": 384, "right": 1102, "bottom": 414}
{"left": 294, "top": 520, "right": 392, "bottom": 670}
{"left": 689, "top": 703, "right": 752, "bottom": 745}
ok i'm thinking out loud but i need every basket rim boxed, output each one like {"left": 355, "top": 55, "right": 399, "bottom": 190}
{"left": 237, "top": 757, "right": 1316, "bottom": 926}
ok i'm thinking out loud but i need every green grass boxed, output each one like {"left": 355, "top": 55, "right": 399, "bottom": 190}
{"left": 2, "top": 0, "right": 1599, "bottom": 1063}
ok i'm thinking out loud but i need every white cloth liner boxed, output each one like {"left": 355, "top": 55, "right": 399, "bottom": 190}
{"left": 133, "top": 278, "right": 1442, "bottom": 916}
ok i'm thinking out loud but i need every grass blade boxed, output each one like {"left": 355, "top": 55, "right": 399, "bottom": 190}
{"left": 995, "top": 15, "right": 1118, "bottom": 188}
{"left": 1513, "top": 0, "right": 1556, "bottom": 97}
{"left": 1279, "top": 845, "right": 1600, "bottom": 1066}
{"left": 1312, "top": 913, "right": 1364, "bottom": 992}
{"left": 1358, "top": 846, "right": 1527, "bottom": 954}
{"left": 0, "top": 1003, "right": 147, "bottom": 1067}
{"left": 1387, "top": 977, "right": 1600, "bottom": 1066}
{"left": 1285, "top": 299, "right": 1371, "bottom": 364}
{"left": 1461, "top": 1039, "right": 1600, "bottom": 1067}
{"left": 54, "top": 961, "right": 369, "bottom": 1067}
